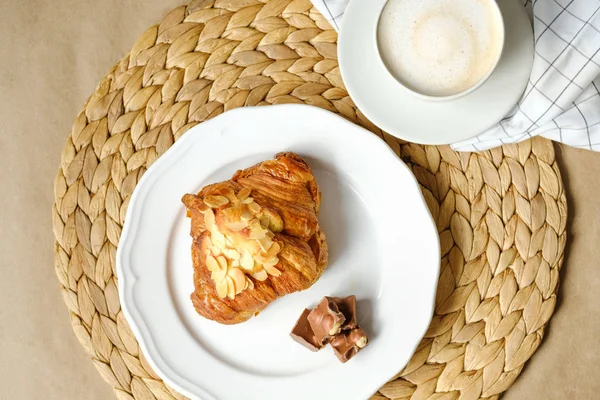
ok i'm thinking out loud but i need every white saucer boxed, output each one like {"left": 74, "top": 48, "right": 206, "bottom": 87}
{"left": 339, "top": 0, "right": 534, "bottom": 145}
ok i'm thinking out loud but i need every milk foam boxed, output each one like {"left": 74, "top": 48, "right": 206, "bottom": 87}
{"left": 378, "top": 0, "right": 503, "bottom": 97}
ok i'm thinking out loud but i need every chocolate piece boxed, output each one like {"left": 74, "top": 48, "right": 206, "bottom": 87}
{"left": 290, "top": 308, "right": 323, "bottom": 352}
{"left": 330, "top": 327, "right": 369, "bottom": 363}
{"left": 330, "top": 295, "right": 357, "bottom": 330}
{"left": 307, "top": 297, "right": 346, "bottom": 344}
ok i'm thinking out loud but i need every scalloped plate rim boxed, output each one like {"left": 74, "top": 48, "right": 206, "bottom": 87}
{"left": 117, "top": 104, "right": 440, "bottom": 400}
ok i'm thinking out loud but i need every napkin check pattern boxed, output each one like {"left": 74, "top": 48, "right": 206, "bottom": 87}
{"left": 311, "top": 0, "right": 600, "bottom": 151}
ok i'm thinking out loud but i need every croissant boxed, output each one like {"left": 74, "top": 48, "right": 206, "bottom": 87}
{"left": 182, "top": 152, "right": 328, "bottom": 324}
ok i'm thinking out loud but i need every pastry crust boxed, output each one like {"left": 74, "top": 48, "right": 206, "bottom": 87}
{"left": 182, "top": 153, "right": 328, "bottom": 324}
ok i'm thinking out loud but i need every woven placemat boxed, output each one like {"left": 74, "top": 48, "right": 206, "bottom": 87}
{"left": 52, "top": 1, "right": 568, "bottom": 399}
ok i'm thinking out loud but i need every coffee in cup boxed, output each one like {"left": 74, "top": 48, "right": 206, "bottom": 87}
{"left": 377, "top": 0, "right": 505, "bottom": 100}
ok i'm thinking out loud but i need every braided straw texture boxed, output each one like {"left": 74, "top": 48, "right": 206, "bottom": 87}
{"left": 52, "top": 1, "right": 568, "bottom": 399}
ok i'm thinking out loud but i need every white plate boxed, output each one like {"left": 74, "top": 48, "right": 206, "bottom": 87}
{"left": 339, "top": 0, "right": 534, "bottom": 145}
{"left": 117, "top": 105, "right": 440, "bottom": 400}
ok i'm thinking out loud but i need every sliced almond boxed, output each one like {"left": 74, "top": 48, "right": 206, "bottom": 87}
{"left": 204, "top": 195, "right": 229, "bottom": 208}
{"left": 240, "top": 209, "right": 254, "bottom": 221}
{"left": 228, "top": 268, "right": 246, "bottom": 294}
{"left": 244, "top": 240, "right": 261, "bottom": 254}
{"left": 254, "top": 253, "right": 266, "bottom": 264}
{"left": 246, "top": 278, "right": 255, "bottom": 290}
{"left": 263, "top": 263, "right": 281, "bottom": 277}
{"left": 248, "top": 221, "right": 266, "bottom": 239}
{"left": 263, "top": 256, "right": 279, "bottom": 269}
{"left": 248, "top": 219, "right": 261, "bottom": 229}
{"left": 220, "top": 188, "right": 237, "bottom": 202}
{"left": 251, "top": 270, "right": 268, "bottom": 281}
{"left": 226, "top": 221, "right": 247, "bottom": 232}
{"left": 240, "top": 251, "right": 254, "bottom": 271}
{"left": 259, "top": 215, "right": 270, "bottom": 229}
{"left": 222, "top": 248, "right": 240, "bottom": 261}
{"left": 209, "top": 234, "right": 222, "bottom": 253}
{"left": 242, "top": 197, "right": 254, "bottom": 204}
{"left": 216, "top": 255, "right": 228, "bottom": 271}
{"left": 237, "top": 188, "right": 251, "bottom": 201}
{"left": 211, "top": 230, "right": 226, "bottom": 247}
{"left": 212, "top": 265, "right": 227, "bottom": 283}
{"left": 204, "top": 209, "right": 216, "bottom": 229}
{"left": 223, "top": 206, "right": 242, "bottom": 222}
{"left": 222, "top": 208, "right": 235, "bottom": 220}
{"left": 216, "top": 254, "right": 227, "bottom": 270}
{"left": 248, "top": 230, "right": 266, "bottom": 240}
{"left": 216, "top": 279, "right": 228, "bottom": 298}
{"left": 226, "top": 276, "right": 236, "bottom": 299}
{"left": 206, "top": 255, "right": 219, "bottom": 272}
{"left": 247, "top": 202, "right": 261, "bottom": 214}
{"left": 258, "top": 237, "right": 273, "bottom": 252}
{"left": 265, "top": 242, "right": 281, "bottom": 258}
{"left": 211, "top": 245, "right": 222, "bottom": 256}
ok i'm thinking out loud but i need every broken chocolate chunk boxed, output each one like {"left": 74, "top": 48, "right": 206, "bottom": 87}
{"left": 290, "top": 308, "right": 323, "bottom": 352}
{"left": 330, "top": 295, "right": 357, "bottom": 330}
{"left": 307, "top": 297, "right": 346, "bottom": 344}
{"left": 330, "top": 327, "right": 369, "bottom": 363}
{"left": 291, "top": 295, "right": 370, "bottom": 363}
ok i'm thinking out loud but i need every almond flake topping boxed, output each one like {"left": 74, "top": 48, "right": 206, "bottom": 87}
{"left": 196, "top": 188, "right": 283, "bottom": 299}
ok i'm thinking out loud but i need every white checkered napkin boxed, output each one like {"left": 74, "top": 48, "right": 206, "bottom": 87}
{"left": 310, "top": 0, "right": 348, "bottom": 31}
{"left": 312, "top": 0, "right": 600, "bottom": 152}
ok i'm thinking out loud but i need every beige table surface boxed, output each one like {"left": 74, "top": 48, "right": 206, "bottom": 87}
{"left": 1, "top": 0, "right": 599, "bottom": 399}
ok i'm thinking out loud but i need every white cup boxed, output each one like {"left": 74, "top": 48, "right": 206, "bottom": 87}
{"left": 376, "top": 0, "right": 505, "bottom": 102}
